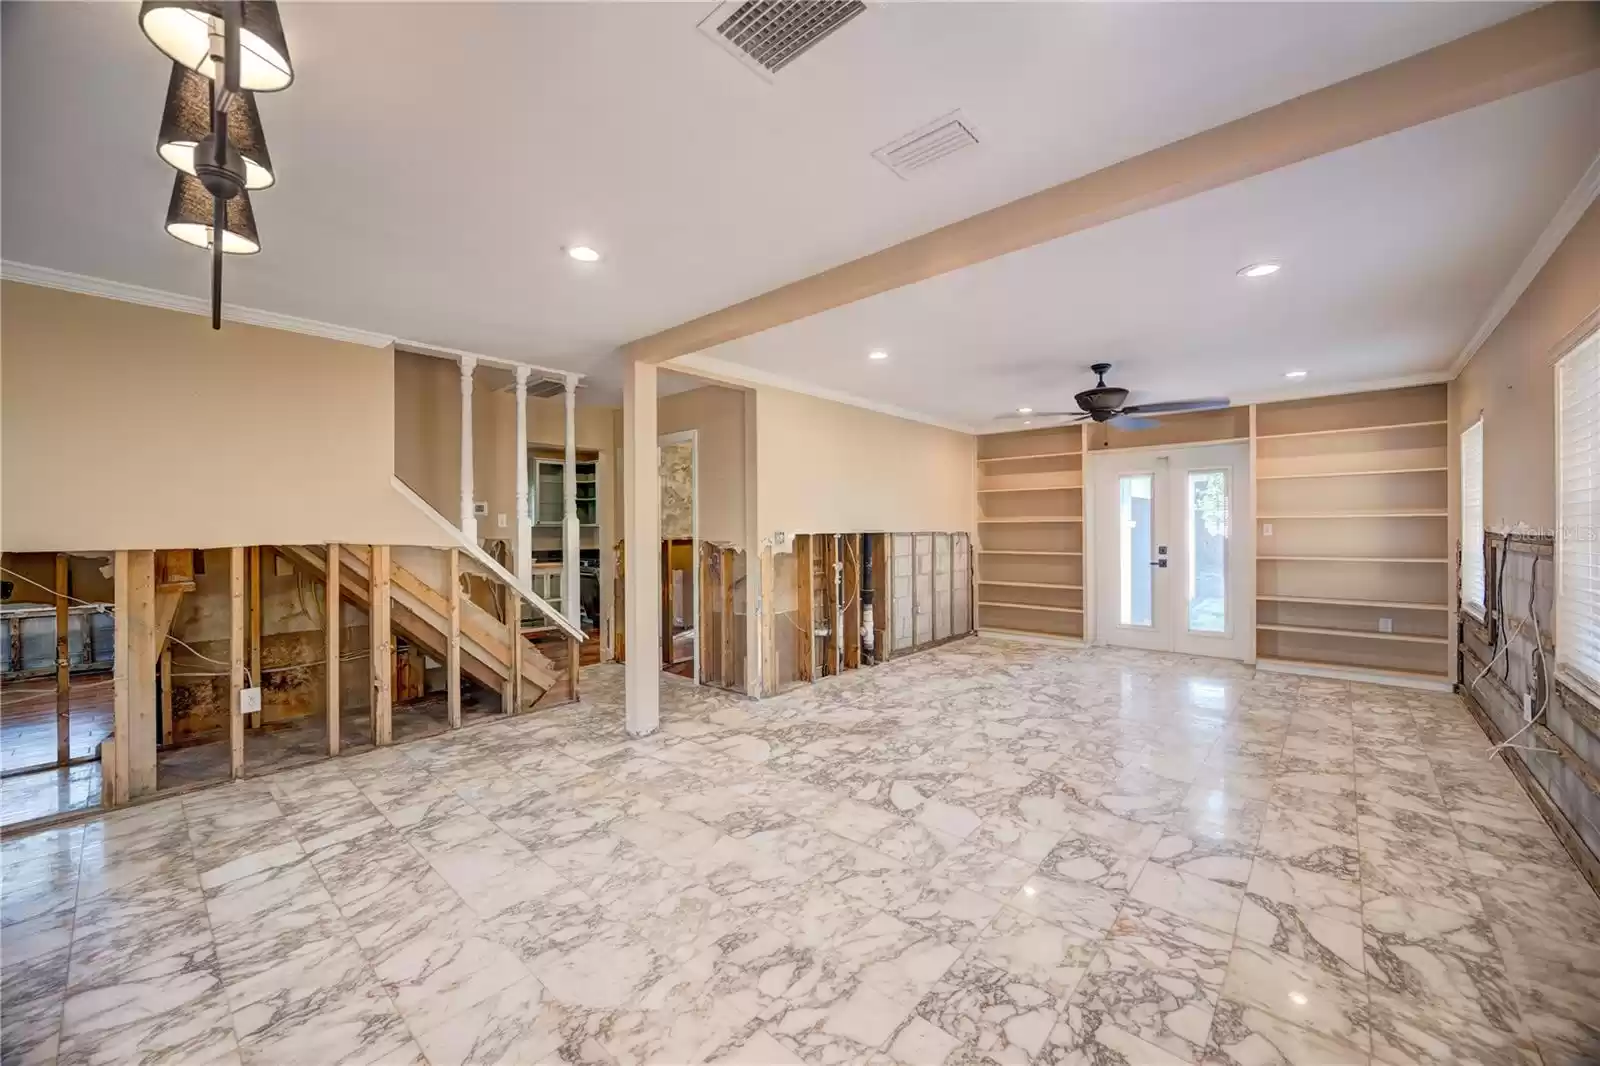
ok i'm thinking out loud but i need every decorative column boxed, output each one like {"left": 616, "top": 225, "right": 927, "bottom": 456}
{"left": 459, "top": 355, "right": 477, "bottom": 543}
{"left": 514, "top": 365, "right": 532, "bottom": 589}
{"left": 563, "top": 374, "right": 581, "bottom": 630}
{"left": 622, "top": 357, "right": 660, "bottom": 735}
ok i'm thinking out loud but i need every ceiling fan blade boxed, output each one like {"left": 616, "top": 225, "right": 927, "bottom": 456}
{"left": 1107, "top": 413, "right": 1160, "bottom": 430}
{"left": 997, "top": 411, "right": 1087, "bottom": 420}
{"left": 1120, "top": 398, "right": 1230, "bottom": 415}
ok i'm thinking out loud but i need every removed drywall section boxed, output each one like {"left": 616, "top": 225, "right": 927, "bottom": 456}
{"left": 756, "top": 384, "right": 976, "bottom": 539}
{"left": 660, "top": 440, "right": 694, "bottom": 540}
{"left": 1, "top": 283, "right": 450, "bottom": 551}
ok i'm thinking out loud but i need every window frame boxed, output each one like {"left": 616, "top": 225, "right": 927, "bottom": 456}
{"left": 1555, "top": 322, "right": 1600, "bottom": 701}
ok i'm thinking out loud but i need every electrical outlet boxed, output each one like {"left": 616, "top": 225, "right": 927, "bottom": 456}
{"left": 1378, "top": 617, "right": 1393, "bottom": 634}
{"left": 1261, "top": 523, "right": 1273, "bottom": 537}
{"left": 240, "top": 687, "right": 262, "bottom": 715}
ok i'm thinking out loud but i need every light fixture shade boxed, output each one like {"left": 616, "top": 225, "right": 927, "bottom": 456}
{"left": 157, "top": 63, "right": 274, "bottom": 189}
{"left": 139, "top": 1, "right": 293, "bottom": 92}
{"left": 165, "top": 172, "right": 260, "bottom": 254}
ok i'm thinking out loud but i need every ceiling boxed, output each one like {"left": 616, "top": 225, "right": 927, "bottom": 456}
{"left": 1, "top": 0, "right": 1544, "bottom": 404}
{"left": 697, "top": 70, "right": 1600, "bottom": 428}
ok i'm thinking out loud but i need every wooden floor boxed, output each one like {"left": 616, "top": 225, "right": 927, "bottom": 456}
{"left": 0, "top": 674, "right": 115, "bottom": 772}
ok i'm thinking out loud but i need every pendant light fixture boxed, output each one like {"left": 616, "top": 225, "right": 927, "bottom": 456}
{"left": 139, "top": 0, "right": 291, "bottom": 329}
{"left": 157, "top": 63, "right": 274, "bottom": 189}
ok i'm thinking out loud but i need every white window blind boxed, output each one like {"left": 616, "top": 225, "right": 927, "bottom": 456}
{"left": 1461, "top": 420, "right": 1485, "bottom": 617}
{"left": 1558, "top": 326, "right": 1600, "bottom": 692}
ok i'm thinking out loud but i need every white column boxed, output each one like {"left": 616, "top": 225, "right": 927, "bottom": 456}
{"left": 513, "top": 365, "right": 531, "bottom": 589}
{"left": 622, "top": 357, "right": 660, "bottom": 735}
{"left": 562, "top": 374, "right": 581, "bottom": 630}
{"left": 459, "top": 355, "right": 478, "bottom": 543}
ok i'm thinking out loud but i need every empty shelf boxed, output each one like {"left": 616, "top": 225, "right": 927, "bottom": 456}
{"left": 1257, "top": 622, "right": 1446, "bottom": 645}
{"left": 1256, "top": 511, "right": 1446, "bottom": 519}
{"left": 977, "top": 485, "right": 1081, "bottom": 493}
{"left": 980, "top": 581, "right": 1083, "bottom": 590}
{"left": 977, "top": 516, "right": 1084, "bottom": 524}
{"left": 1257, "top": 556, "right": 1448, "bottom": 564}
{"left": 1256, "top": 595, "right": 1449, "bottom": 611}
{"left": 979, "top": 550, "right": 1083, "bottom": 556}
{"left": 1257, "top": 467, "right": 1448, "bottom": 480}
{"left": 1255, "top": 420, "right": 1447, "bottom": 441}
{"left": 980, "top": 601, "right": 1085, "bottom": 613}
{"left": 1255, "top": 655, "right": 1448, "bottom": 682}
{"left": 977, "top": 451, "right": 1081, "bottom": 463}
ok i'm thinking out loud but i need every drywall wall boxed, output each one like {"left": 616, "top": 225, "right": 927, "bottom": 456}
{"left": 1452, "top": 200, "right": 1600, "bottom": 530}
{"left": 659, "top": 383, "right": 747, "bottom": 548}
{"left": 0, "top": 283, "right": 451, "bottom": 552}
{"left": 755, "top": 384, "right": 976, "bottom": 539}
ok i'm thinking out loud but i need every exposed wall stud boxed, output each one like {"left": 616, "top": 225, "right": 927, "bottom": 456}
{"left": 447, "top": 548, "right": 462, "bottom": 728}
{"left": 370, "top": 545, "right": 393, "bottom": 745}
{"left": 248, "top": 545, "right": 262, "bottom": 729}
{"left": 326, "top": 543, "right": 342, "bottom": 756}
{"left": 229, "top": 546, "right": 245, "bottom": 779}
{"left": 54, "top": 553, "right": 70, "bottom": 766}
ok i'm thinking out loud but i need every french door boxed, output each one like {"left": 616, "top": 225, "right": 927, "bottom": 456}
{"left": 1090, "top": 441, "right": 1252, "bottom": 660}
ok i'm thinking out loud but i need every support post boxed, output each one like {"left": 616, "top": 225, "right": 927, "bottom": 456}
{"left": 514, "top": 365, "right": 532, "bottom": 589}
{"left": 370, "top": 545, "right": 393, "bottom": 745}
{"left": 124, "top": 551, "right": 157, "bottom": 797}
{"left": 248, "top": 545, "right": 262, "bottom": 728}
{"left": 447, "top": 548, "right": 462, "bottom": 728}
{"left": 622, "top": 356, "right": 660, "bottom": 735}
{"left": 566, "top": 636, "right": 581, "bottom": 701}
{"left": 504, "top": 582, "right": 520, "bottom": 715}
{"left": 326, "top": 543, "right": 341, "bottom": 756}
{"left": 229, "top": 546, "right": 245, "bottom": 779}
{"left": 460, "top": 355, "right": 478, "bottom": 543}
{"left": 722, "top": 548, "right": 735, "bottom": 688}
{"left": 54, "top": 553, "right": 70, "bottom": 765}
{"left": 563, "top": 373, "right": 581, "bottom": 630}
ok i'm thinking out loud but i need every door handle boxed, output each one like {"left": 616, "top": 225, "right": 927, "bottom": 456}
{"left": 1149, "top": 560, "right": 1167, "bottom": 568}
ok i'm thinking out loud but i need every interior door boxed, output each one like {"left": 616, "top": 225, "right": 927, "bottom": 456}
{"left": 1091, "top": 441, "right": 1251, "bottom": 660}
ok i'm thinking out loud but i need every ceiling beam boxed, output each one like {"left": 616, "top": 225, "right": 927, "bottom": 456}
{"left": 625, "top": 3, "right": 1600, "bottom": 365}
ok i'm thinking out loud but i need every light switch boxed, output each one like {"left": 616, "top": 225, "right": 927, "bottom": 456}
{"left": 497, "top": 513, "right": 508, "bottom": 529}
{"left": 1378, "top": 617, "right": 1393, "bottom": 634}
{"left": 1261, "top": 523, "right": 1273, "bottom": 537}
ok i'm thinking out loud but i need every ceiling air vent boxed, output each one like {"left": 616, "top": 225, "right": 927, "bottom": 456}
{"left": 698, "top": 0, "right": 866, "bottom": 81}
{"left": 873, "top": 112, "right": 980, "bottom": 180}
{"left": 493, "top": 375, "right": 566, "bottom": 398}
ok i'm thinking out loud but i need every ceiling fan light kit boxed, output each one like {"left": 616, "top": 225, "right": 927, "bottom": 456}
{"left": 1001, "top": 362, "right": 1230, "bottom": 430}
{"left": 140, "top": 0, "right": 293, "bottom": 328}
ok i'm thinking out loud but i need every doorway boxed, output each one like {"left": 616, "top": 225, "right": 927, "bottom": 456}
{"left": 659, "top": 430, "right": 698, "bottom": 680}
{"left": 1090, "top": 441, "right": 1252, "bottom": 660}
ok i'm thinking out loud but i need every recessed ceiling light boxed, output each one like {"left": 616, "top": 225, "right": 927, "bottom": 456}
{"left": 868, "top": 350, "right": 889, "bottom": 361}
{"left": 1022, "top": 420, "right": 1032, "bottom": 426}
{"left": 1238, "top": 262, "right": 1281, "bottom": 278}
{"left": 1284, "top": 370, "right": 1308, "bottom": 379}
{"left": 567, "top": 246, "right": 601, "bottom": 262}
{"left": 1018, "top": 407, "right": 1033, "bottom": 414}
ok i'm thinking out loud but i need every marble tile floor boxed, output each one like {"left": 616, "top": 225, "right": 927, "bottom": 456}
{"left": 2, "top": 639, "right": 1596, "bottom": 1066}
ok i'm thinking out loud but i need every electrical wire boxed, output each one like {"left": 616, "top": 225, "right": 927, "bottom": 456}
{"left": 1470, "top": 550, "right": 1555, "bottom": 758}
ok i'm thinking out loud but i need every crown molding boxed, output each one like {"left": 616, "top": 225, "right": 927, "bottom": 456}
{"left": 668, "top": 353, "right": 980, "bottom": 434}
{"left": 1449, "top": 149, "right": 1600, "bottom": 378}
{"left": 1, "top": 260, "right": 395, "bottom": 347}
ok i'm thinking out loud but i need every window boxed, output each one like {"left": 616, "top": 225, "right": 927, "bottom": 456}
{"left": 1558, "top": 326, "right": 1600, "bottom": 692}
{"left": 1460, "top": 420, "right": 1485, "bottom": 618}
{"left": 1186, "top": 470, "right": 1228, "bottom": 634}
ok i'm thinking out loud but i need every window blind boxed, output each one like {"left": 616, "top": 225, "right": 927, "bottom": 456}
{"left": 1461, "top": 420, "right": 1485, "bottom": 616}
{"left": 1558, "top": 326, "right": 1600, "bottom": 692}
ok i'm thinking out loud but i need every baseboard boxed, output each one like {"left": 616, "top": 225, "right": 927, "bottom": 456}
{"left": 1255, "top": 656, "right": 1453, "bottom": 692}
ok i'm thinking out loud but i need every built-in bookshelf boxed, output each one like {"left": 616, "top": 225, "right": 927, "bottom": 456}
{"left": 976, "top": 425, "right": 1085, "bottom": 639}
{"left": 1253, "top": 384, "right": 1451, "bottom": 681}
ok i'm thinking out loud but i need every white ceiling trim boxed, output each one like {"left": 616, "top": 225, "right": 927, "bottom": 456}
{"left": 1448, "top": 148, "right": 1600, "bottom": 377}
{"left": 0, "top": 259, "right": 394, "bottom": 348}
{"left": 0, "top": 260, "right": 585, "bottom": 380}
{"left": 668, "top": 353, "right": 981, "bottom": 434}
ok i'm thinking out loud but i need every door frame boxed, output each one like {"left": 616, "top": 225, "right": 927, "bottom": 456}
{"left": 1085, "top": 439, "right": 1255, "bottom": 661}
{"left": 658, "top": 429, "right": 699, "bottom": 684}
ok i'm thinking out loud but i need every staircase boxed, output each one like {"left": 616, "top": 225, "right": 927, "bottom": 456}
{"left": 277, "top": 544, "right": 561, "bottom": 710}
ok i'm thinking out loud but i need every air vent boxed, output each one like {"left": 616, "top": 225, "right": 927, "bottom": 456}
{"left": 698, "top": 0, "right": 866, "bottom": 81}
{"left": 494, "top": 376, "right": 566, "bottom": 398}
{"left": 873, "top": 112, "right": 980, "bottom": 180}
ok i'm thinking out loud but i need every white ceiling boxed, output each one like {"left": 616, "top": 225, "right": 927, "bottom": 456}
{"left": 698, "top": 71, "right": 1600, "bottom": 428}
{"left": 1, "top": 0, "right": 1541, "bottom": 403}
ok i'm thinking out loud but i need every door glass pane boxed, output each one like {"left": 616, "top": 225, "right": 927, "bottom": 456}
{"left": 1187, "top": 470, "right": 1229, "bottom": 633}
{"left": 1118, "top": 473, "right": 1154, "bottom": 627}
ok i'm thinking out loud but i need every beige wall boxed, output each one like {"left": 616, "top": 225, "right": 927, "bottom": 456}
{"left": 1452, "top": 201, "right": 1600, "bottom": 531}
{"left": 755, "top": 385, "right": 976, "bottom": 540}
{"left": 659, "top": 384, "right": 747, "bottom": 548}
{"left": 1, "top": 283, "right": 451, "bottom": 552}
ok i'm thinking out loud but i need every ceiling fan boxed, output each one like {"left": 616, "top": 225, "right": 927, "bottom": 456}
{"left": 1003, "top": 363, "right": 1229, "bottom": 430}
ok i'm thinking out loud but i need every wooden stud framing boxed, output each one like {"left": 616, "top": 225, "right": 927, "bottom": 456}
{"left": 871, "top": 534, "right": 889, "bottom": 663}
{"left": 660, "top": 539, "right": 675, "bottom": 669}
{"left": 326, "top": 543, "right": 342, "bottom": 755}
{"left": 843, "top": 534, "right": 862, "bottom": 671}
{"left": 447, "top": 548, "right": 462, "bottom": 728}
{"left": 248, "top": 546, "right": 262, "bottom": 729}
{"left": 54, "top": 553, "right": 70, "bottom": 766}
{"left": 159, "top": 645, "right": 173, "bottom": 748}
{"left": 567, "top": 635, "right": 581, "bottom": 702}
{"left": 759, "top": 545, "right": 776, "bottom": 697}
{"left": 795, "top": 535, "right": 815, "bottom": 683}
{"left": 699, "top": 544, "right": 715, "bottom": 685}
{"left": 822, "top": 534, "right": 840, "bottom": 677}
{"left": 721, "top": 548, "right": 736, "bottom": 687}
{"left": 505, "top": 582, "right": 522, "bottom": 715}
{"left": 370, "top": 544, "right": 393, "bottom": 745}
{"left": 229, "top": 546, "right": 245, "bottom": 779}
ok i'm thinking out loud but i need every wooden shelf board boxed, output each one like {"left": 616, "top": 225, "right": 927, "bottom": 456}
{"left": 977, "top": 451, "right": 1081, "bottom": 463}
{"left": 977, "top": 516, "right": 1084, "bottom": 524}
{"left": 980, "top": 601, "right": 1084, "bottom": 614}
{"left": 1256, "top": 595, "right": 1449, "bottom": 612}
{"left": 980, "top": 580, "right": 1084, "bottom": 590}
{"left": 1256, "top": 622, "right": 1446, "bottom": 645}
{"left": 1256, "top": 511, "right": 1447, "bottom": 519}
{"left": 1257, "top": 467, "right": 1448, "bottom": 481}
{"left": 977, "top": 485, "right": 1081, "bottom": 493}
{"left": 1257, "top": 556, "right": 1448, "bottom": 564}
{"left": 1255, "top": 419, "right": 1447, "bottom": 441}
{"left": 1255, "top": 655, "right": 1449, "bottom": 683}
{"left": 979, "top": 550, "right": 1083, "bottom": 556}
